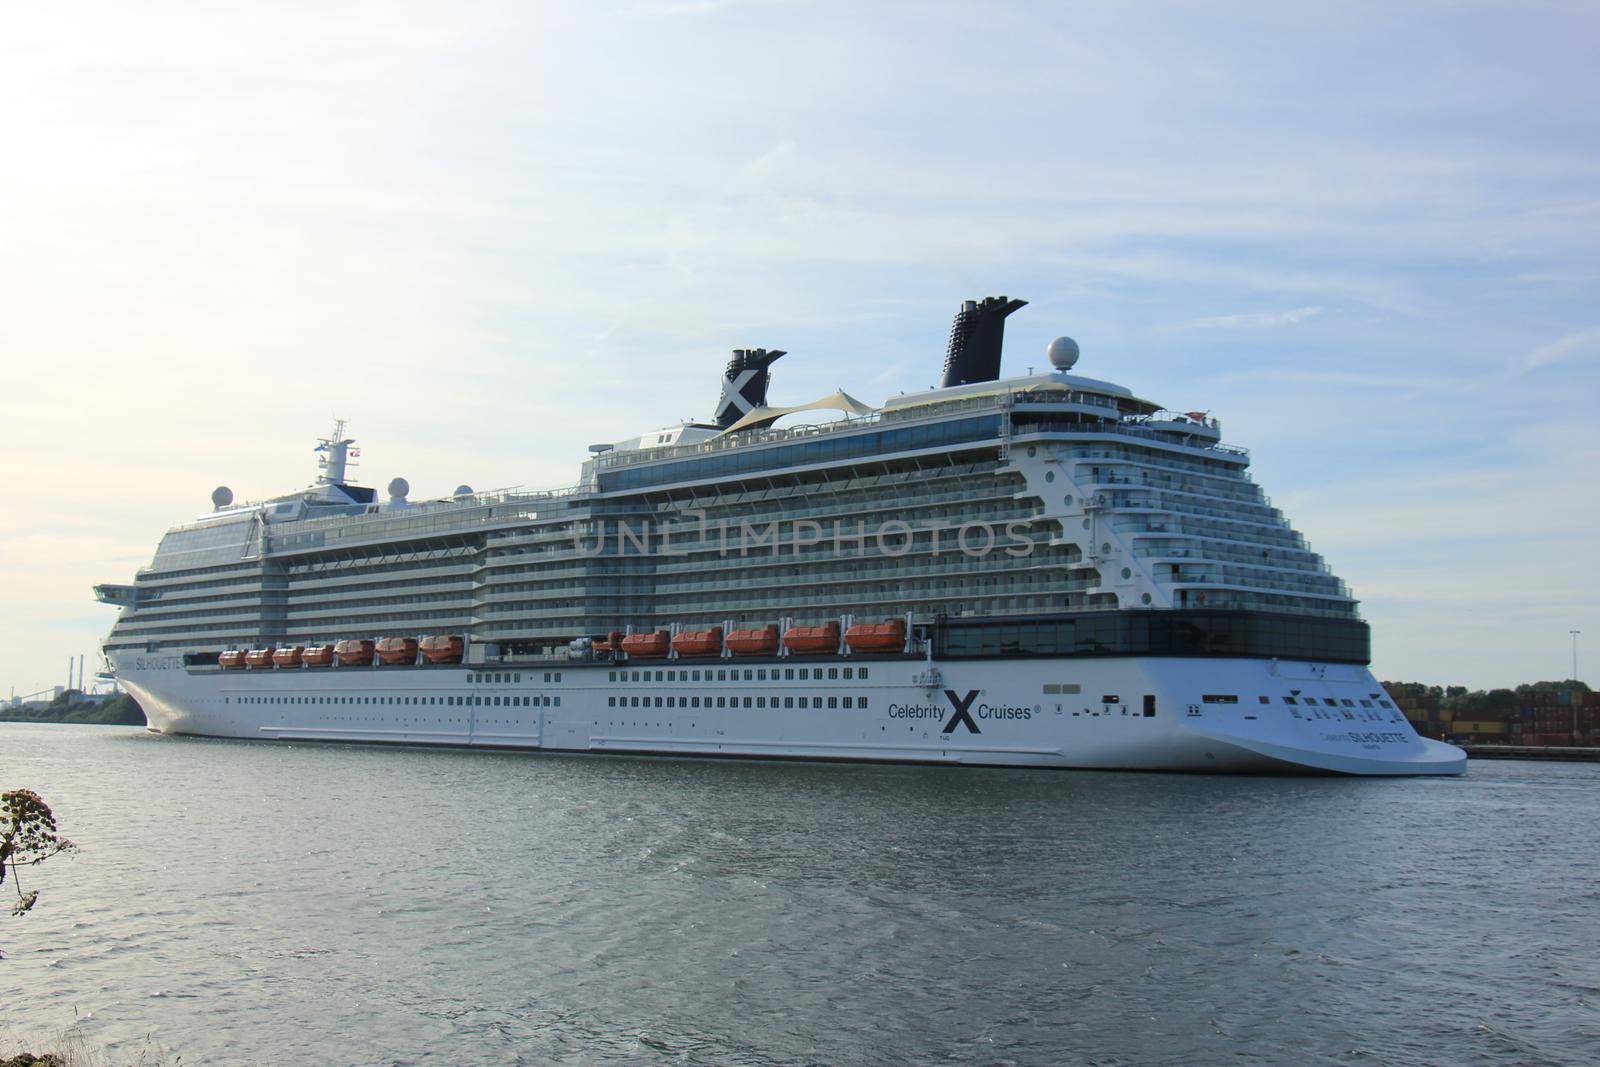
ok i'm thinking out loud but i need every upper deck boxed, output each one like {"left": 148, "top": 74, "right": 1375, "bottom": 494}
{"left": 104, "top": 295, "right": 1355, "bottom": 660}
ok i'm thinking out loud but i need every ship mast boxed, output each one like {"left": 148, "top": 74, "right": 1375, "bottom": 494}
{"left": 315, "top": 418, "right": 357, "bottom": 486}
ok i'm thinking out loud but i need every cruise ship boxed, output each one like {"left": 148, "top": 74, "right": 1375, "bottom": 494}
{"left": 96, "top": 297, "right": 1466, "bottom": 774}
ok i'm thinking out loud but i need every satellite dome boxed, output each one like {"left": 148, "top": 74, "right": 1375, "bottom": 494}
{"left": 211, "top": 486, "right": 234, "bottom": 509}
{"left": 1047, "top": 336, "right": 1080, "bottom": 371}
{"left": 453, "top": 484, "right": 474, "bottom": 497}
{"left": 387, "top": 477, "right": 410, "bottom": 499}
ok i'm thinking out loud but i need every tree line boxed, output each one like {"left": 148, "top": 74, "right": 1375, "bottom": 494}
{"left": 1380, "top": 678, "right": 1591, "bottom": 713}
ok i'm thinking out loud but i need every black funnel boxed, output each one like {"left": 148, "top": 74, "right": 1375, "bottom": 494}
{"left": 714, "top": 348, "right": 786, "bottom": 429}
{"left": 939, "top": 296, "right": 1027, "bottom": 388}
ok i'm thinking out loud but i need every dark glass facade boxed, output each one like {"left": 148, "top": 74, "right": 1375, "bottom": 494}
{"left": 598, "top": 415, "right": 1001, "bottom": 492}
{"left": 934, "top": 610, "right": 1370, "bottom": 664}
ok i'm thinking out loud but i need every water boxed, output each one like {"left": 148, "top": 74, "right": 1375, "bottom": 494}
{"left": 2, "top": 724, "right": 1596, "bottom": 1065}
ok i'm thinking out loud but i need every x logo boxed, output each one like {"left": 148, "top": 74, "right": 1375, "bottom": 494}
{"left": 942, "top": 689, "right": 981, "bottom": 735}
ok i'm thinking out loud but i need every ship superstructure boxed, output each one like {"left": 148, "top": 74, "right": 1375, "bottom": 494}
{"left": 97, "top": 297, "right": 1465, "bottom": 774}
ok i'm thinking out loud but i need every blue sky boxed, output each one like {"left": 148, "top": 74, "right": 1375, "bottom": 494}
{"left": 2, "top": 1, "right": 1596, "bottom": 694}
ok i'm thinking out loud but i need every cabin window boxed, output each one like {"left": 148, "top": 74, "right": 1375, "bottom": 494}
{"left": 859, "top": 668, "right": 869, "bottom": 680}
{"left": 1144, "top": 695, "right": 1156, "bottom": 717}
{"left": 1202, "top": 694, "right": 1238, "bottom": 704}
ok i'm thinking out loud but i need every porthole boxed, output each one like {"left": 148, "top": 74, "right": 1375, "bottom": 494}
{"left": 1121, "top": 567, "right": 1132, "bottom": 579}
{"left": 1063, "top": 495, "right": 1073, "bottom": 506}
{"left": 1082, "top": 518, "right": 1090, "bottom": 529}
{"left": 1101, "top": 542, "right": 1111, "bottom": 554}
{"left": 1027, "top": 446, "right": 1037, "bottom": 458}
{"left": 1044, "top": 471, "right": 1055, "bottom": 483}
{"left": 1141, "top": 593, "right": 1152, "bottom": 604}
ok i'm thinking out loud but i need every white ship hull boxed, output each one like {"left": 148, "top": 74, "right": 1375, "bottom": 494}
{"left": 111, "top": 652, "right": 1465, "bottom": 775}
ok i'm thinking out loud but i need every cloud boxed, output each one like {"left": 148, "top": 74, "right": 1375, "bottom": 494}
{"left": 1525, "top": 326, "right": 1600, "bottom": 370}
{"left": 1182, "top": 307, "right": 1323, "bottom": 330}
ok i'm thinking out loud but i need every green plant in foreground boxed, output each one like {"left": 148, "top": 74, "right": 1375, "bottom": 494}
{"left": 2, "top": 790, "right": 76, "bottom": 920}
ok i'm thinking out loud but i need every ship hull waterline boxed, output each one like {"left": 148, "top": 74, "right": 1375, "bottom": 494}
{"left": 111, "top": 651, "right": 1467, "bottom": 776}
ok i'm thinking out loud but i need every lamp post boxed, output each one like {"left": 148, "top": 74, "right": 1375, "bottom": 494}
{"left": 1570, "top": 630, "right": 1581, "bottom": 744}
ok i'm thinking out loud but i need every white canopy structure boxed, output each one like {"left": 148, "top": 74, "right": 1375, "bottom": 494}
{"left": 718, "top": 390, "right": 876, "bottom": 435}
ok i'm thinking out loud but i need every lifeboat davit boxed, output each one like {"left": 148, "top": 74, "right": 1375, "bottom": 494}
{"left": 783, "top": 622, "right": 840, "bottom": 655}
{"left": 725, "top": 625, "right": 780, "bottom": 656}
{"left": 272, "top": 645, "right": 306, "bottom": 668}
{"left": 218, "top": 650, "right": 246, "bottom": 670}
{"left": 672, "top": 626, "right": 723, "bottom": 657}
{"left": 334, "top": 639, "right": 375, "bottom": 666}
{"left": 844, "top": 619, "right": 906, "bottom": 653}
{"left": 419, "top": 634, "right": 465, "bottom": 664}
{"left": 302, "top": 644, "right": 335, "bottom": 667}
{"left": 244, "top": 648, "right": 275, "bottom": 669}
{"left": 375, "top": 636, "right": 419, "bottom": 665}
{"left": 620, "top": 630, "right": 671, "bottom": 658}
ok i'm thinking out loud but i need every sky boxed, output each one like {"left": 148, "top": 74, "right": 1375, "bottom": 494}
{"left": 2, "top": 1, "right": 1596, "bottom": 696}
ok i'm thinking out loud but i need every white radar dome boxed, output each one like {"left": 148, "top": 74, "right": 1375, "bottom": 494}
{"left": 1047, "top": 336, "right": 1080, "bottom": 371}
{"left": 211, "top": 486, "right": 234, "bottom": 509}
{"left": 387, "top": 477, "right": 410, "bottom": 499}
{"left": 453, "top": 484, "right": 474, "bottom": 497}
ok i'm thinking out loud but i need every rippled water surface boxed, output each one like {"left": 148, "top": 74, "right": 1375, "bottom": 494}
{"left": 2, "top": 724, "right": 1597, "bottom": 1065}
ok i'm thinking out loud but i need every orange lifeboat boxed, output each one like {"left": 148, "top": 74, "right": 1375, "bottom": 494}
{"left": 375, "top": 636, "right": 419, "bottom": 665}
{"left": 272, "top": 645, "right": 306, "bottom": 668}
{"left": 419, "top": 634, "right": 464, "bottom": 664}
{"left": 672, "top": 626, "right": 723, "bottom": 657}
{"left": 620, "top": 630, "right": 671, "bottom": 658}
{"left": 783, "top": 622, "right": 840, "bottom": 655}
{"left": 334, "top": 638, "right": 375, "bottom": 666}
{"left": 244, "top": 648, "right": 275, "bottom": 669}
{"left": 845, "top": 619, "right": 906, "bottom": 653}
{"left": 725, "top": 625, "right": 780, "bottom": 656}
{"left": 302, "top": 644, "right": 335, "bottom": 667}
{"left": 592, "top": 630, "right": 626, "bottom": 655}
{"left": 218, "top": 649, "right": 246, "bottom": 670}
